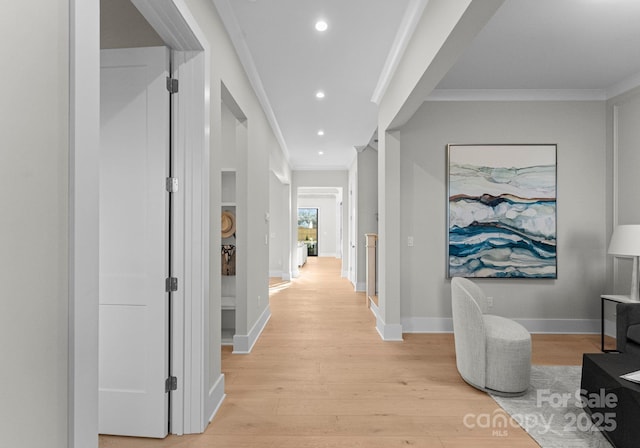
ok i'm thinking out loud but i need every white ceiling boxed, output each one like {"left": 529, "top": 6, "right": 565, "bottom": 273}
{"left": 214, "top": 0, "right": 411, "bottom": 170}
{"left": 436, "top": 0, "right": 640, "bottom": 95}
{"left": 215, "top": 0, "right": 640, "bottom": 171}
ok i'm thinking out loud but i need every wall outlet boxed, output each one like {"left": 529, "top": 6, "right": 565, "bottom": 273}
{"left": 258, "top": 295, "right": 261, "bottom": 306}
{"left": 487, "top": 296, "right": 493, "bottom": 308}
{"left": 407, "top": 236, "right": 414, "bottom": 247}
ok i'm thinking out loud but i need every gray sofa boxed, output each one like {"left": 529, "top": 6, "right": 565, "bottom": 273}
{"left": 617, "top": 302, "right": 640, "bottom": 356}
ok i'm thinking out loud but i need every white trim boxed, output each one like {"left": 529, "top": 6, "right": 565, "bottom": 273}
{"left": 514, "top": 318, "right": 600, "bottom": 334}
{"left": 401, "top": 316, "right": 600, "bottom": 334}
{"left": 131, "top": 0, "right": 203, "bottom": 51}
{"left": 269, "top": 270, "right": 283, "bottom": 278}
{"left": 211, "top": 0, "right": 290, "bottom": 163}
{"left": 607, "top": 71, "right": 640, "bottom": 100}
{"left": 354, "top": 281, "right": 366, "bottom": 292}
{"left": 206, "top": 374, "right": 226, "bottom": 423}
{"left": 612, "top": 105, "right": 620, "bottom": 286}
{"left": 426, "top": 89, "right": 607, "bottom": 102}
{"left": 604, "top": 318, "right": 616, "bottom": 338}
{"left": 232, "top": 305, "right": 272, "bottom": 354}
{"left": 369, "top": 302, "right": 403, "bottom": 341}
{"left": 371, "top": 0, "right": 430, "bottom": 104}
{"left": 127, "top": 0, "right": 212, "bottom": 435}
{"left": 69, "top": 1, "right": 100, "bottom": 447}
{"left": 401, "top": 317, "right": 453, "bottom": 333}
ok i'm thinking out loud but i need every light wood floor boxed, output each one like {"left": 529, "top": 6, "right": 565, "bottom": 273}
{"left": 100, "top": 257, "right": 605, "bottom": 448}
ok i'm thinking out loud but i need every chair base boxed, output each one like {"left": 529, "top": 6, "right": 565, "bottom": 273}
{"left": 460, "top": 374, "right": 529, "bottom": 397}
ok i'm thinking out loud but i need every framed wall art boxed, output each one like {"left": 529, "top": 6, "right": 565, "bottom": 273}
{"left": 447, "top": 144, "right": 557, "bottom": 278}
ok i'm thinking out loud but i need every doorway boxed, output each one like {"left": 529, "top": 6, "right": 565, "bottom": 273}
{"left": 298, "top": 207, "right": 319, "bottom": 257}
{"left": 80, "top": 0, "right": 214, "bottom": 442}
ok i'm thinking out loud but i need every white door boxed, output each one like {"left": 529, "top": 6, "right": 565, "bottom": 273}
{"left": 99, "top": 46, "right": 170, "bottom": 438}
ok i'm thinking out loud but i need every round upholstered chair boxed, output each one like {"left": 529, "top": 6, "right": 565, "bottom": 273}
{"left": 450, "top": 277, "right": 531, "bottom": 396}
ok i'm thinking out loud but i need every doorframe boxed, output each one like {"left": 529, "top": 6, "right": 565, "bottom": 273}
{"left": 69, "top": 0, "right": 212, "bottom": 445}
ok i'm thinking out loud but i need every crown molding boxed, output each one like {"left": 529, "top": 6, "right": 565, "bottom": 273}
{"left": 371, "top": 0, "right": 430, "bottom": 105}
{"left": 606, "top": 71, "right": 640, "bottom": 100}
{"left": 212, "top": 0, "right": 291, "bottom": 163}
{"left": 426, "top": 89, "right": 607, "bottom": 102}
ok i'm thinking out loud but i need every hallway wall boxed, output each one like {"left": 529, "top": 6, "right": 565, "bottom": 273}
{"left": 2, "top": 2, "right": 70, "bottom": 447}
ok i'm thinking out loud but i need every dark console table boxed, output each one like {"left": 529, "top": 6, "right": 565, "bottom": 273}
{"left": 581, "top": 353, "right": 640, "bottom": 448}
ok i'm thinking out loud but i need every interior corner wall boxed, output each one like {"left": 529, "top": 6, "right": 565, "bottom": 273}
{"left": 399, "top": 100, "right": 607, "bottom": 330}
{"left": 608, "top": 88, "right": 640, "bottom": 295}
{"left": 269, "top": 171, "right": 288, "bottom": 277}
{"left": 100, "top": 0, "right": 164, "bottom": 49}
{"left": 356, "top": 149, "right": 378, "bottom": 289}
{"left": 2, "top": 1, "right": 69, "bottom": 447}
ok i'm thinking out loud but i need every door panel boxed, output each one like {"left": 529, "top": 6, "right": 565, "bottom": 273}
{"left": 99, "top": 46, "right": 170, "bottom": 438}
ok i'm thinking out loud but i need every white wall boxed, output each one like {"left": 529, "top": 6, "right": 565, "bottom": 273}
{"left": 399, "top": 100, "right": 607, "bottom": 332}
{"left": 1, "top": 2, "right": 69, "bottom": 447}
{"left": 357, "top": 149, "right": 378, "bottom": 289}
{"left": 298, "top": 196, "right": 339, "bottom": 257}
{"left": 269, "top": 171, "right": 289, "bottom": 277}
{"left": 184, "top": 0, "right": 286, "bottom": 356}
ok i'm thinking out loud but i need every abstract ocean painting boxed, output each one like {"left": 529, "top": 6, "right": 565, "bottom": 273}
{"left": 447, "top": 144, "right": 557, "bottom": 278}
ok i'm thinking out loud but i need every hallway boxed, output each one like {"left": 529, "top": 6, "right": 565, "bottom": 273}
{"left": 101, "top": 257, "right": 600, "bottom": 448}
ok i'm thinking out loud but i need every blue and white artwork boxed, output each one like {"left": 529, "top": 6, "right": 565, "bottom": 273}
{"left": 447, "top": 144, "right": 557, "bottom": 278}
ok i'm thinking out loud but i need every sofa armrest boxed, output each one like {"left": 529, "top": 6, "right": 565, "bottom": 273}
{"left": 616, "top": 303, "right": 640, "bottom": 352}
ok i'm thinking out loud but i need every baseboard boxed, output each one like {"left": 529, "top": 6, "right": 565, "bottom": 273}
{"left": 354, "top": 281, "right": 365, "bottom": 292}
{"left": 369, "top": 302, "right": 403, "bottom": 341}
{"left": 292, "top": 268, "right": 300, "bottom": 278}
{"left": 604, "top": 318, "right": 615, "bottom": 338}
{"left": 402, "top": 317, "right": 453, "bottom": 333}
{"left": 269, "top": 269, "right": 282, "bottom": 278}
{"left": 206, "top": 373, "right": 226, "bottom": 424}
{"left": 401, "top": 317, "right": 601, "bottom": 334}
{"left": 232, "top": 305, "right": 271, "bottom": 354}
{"left": 513, "top": 318, "right": 600, "bottom": 334}
{"left": 342, "top": 270, "right": 349, "bottom": 278}
{"left": 281, "top": 272, "right": 292, "bottom": 281}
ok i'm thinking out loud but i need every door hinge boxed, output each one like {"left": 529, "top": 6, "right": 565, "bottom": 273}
{"left": 166, "top": 77, "right": 179, "bottom": 94}
{"left": 166, "top": 277, "right": 178, "bottom": 292}
{"left": 165, "top": 376, "right": 178, "bottom": 392}
{"left": 166, "top": 177, "right": 179, "bottom": 193}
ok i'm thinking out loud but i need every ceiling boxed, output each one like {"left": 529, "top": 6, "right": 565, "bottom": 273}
{"left": 436, "top": 0, "right": 640, "bottom": 95}
{"left": 214, "top": 0, "right": 640, "bottom": 171}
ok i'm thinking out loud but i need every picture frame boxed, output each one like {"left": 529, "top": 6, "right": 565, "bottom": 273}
{"left": 447, "top": 144, "right": 557, "bottom": 278}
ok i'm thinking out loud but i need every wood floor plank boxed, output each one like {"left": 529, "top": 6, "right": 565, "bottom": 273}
{"left": 101, "top": 257, "right": 603, "bottom": 448}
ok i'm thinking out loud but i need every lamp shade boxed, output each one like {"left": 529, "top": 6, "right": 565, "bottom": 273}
{"left": 608, "top": 225, "right": 640, "bottom": 257}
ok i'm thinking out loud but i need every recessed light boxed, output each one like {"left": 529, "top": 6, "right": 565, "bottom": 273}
{"left": 318, "top": 151, "right": 324, "bottom": 155}
{"left": 317, "top": 130, "right": 325, "bottom": 136}
{"left": 315, "top": 20, "right": 328, "bottom": 32}
{"left": 315, "top": 91, "right": 325, "bottom": 99}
